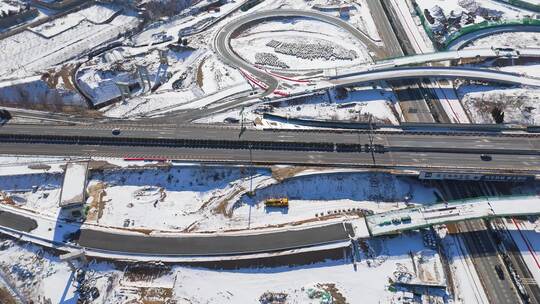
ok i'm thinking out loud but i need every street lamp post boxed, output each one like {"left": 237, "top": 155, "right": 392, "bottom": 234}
{"left": 368, "top": 114, "right": 376, "bottom": 165}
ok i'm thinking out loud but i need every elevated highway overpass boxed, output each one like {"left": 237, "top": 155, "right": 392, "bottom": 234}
{"left": 0, "top": 123, "right": 539, "bottom": 174}
{"left": 330, "top": 66, "right": 540, "bottom": 88}
{"left": 215, "top": 9, "right": 540, "bottom": 96}
{"left": 368, "top": 47, "right": 540, "bottom": 70}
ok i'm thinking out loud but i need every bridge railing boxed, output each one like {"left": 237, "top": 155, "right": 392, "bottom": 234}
{"left": 444, "top": 18, "right": 540, "bottom": 49}
{"left": 494, "top": 0, "right": 540, "bottom": 12}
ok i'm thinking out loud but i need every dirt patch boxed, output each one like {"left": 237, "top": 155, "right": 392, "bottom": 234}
{"left": 271, "top": 166, "right": 308, "bottom": 182}
{"left": 445, "top": 223, "right": 458, "bottom": 235}
{"left": 319, "top": 283, "right": 348, "bottom": 304}
{"left": 121, "top": 264, "right": 175, "bottom": 304}
{"left": 114, "top": 227, "right": 155, "bottom": 235}
{"left": 183, "top": 220, "right": 200, "bottom": 233}
{"left": 196, "top": 57, "right": 206, "bottom": 88}
{"left": 85, "top": 182, "right": 107, "bottom": 222}
{"left": 210, "top": 186, "right": 245, "bottom": 218}
{"left": 0, "top": 287, "right": 17, "bottom": 304}
{"left": 88, "top": 160, "right": 120, "bottom": 171}
{"left": 27, "top": 164, "right": 52, "bottom": 171}
{"left": 139, "top": 287, "right": 174, "bottom": 304}
{"left": 123, "top": 264, "right": 171, "bottom": 282}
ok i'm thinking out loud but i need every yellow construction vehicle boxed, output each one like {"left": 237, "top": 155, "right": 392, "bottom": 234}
{"left": 264, "top": 198, "right": 289, "bottom": 208}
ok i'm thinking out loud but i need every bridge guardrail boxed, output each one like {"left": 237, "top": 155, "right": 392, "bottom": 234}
{"left": 494, "top": 0, "right": 540, "bottom": 12}
{"left": 444, "top": 18, "right": 540, "bottom": 49}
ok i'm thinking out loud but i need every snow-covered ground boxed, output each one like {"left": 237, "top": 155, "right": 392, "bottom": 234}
{"left": 84, "top": 43, "right": 250, "bottom": 117}
{"left": 198, "top": 85, "right": 400, "bottom": 126}
{"left": 455, "top": 32, "right": 540, "bottom": 124}
{"left": 459, "top": 83, "right": 540, "bottom": 124}
{"left": 0, "top": 157, "right": 440, "bottom": 233}
{"left": 0, "top": 239, "right": 78, "bottom": 303}
{"left": 468, "top": 31, "right": 540, "bottom": 49}
{"left": 231, "top": 17, "right": 372, "bottom": 71}
{"left": 84, "top": 166, "right": 438, "bottom": 232}
{"left": 0, "top": 4, "right": 140, "bottom": 80}
{"left": 215, "top": 171, "right": 437, "bottom": 231}
{"left": 0, "top": 0, "right": 23, "bottom": 16}
{"left": 85, "top": 165, "right": 257, "bottom": 230}
{"left": 171, "top": 234, "right": 447, "bottom": 303}
{"left": 416, "top": 0, "right": 536, "bottom": 20}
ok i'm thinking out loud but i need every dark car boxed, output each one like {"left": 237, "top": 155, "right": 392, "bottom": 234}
{"left": 495, "top": 264, "right": 505, "bottom": 280}
{"left": 112, "top": 128, "right": 121, "bottom": 136}
{"left": 480, "top": 154, "right": 492, "bottom": 161}
{"left": 0, "top": 109, "right": 11, "bottom": 120}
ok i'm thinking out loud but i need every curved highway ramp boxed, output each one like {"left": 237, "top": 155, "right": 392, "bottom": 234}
{"left": 330, "top": 66, "right": 540, "bottom": 87}
{"left": 77, "top": 223, "right": 354, "bottom": 256}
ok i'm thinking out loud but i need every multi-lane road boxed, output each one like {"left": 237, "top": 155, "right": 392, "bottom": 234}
{"left": 458, "top": 219, "right": 523, "bottom": 304}
{"left": 0, "top": 123, "right": 539, "bottom": 173}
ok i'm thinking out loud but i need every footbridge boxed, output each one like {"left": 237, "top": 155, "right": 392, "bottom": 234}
{"left": 365, "top": 196, "right": 540, "bottom": 237}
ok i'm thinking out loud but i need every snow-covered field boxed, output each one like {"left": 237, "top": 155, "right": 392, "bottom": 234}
{"left": 199, "top": 85, "right": 400, "bottom": 126}
{"left": 457, "top": 32, "right": 540, "bottom": 124}
{"left": 0, "top": 158, "right": 439, "bottom": 233}
{"left": 83, "top": 166, "right": 439, "bottom": 232}
{"left": 0, "top": 4, "right": 140, "bottom": 80}
{"left": 231, "top": 17, "right": 372, "bottom": 71}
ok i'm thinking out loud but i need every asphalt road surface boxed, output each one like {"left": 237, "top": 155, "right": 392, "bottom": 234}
{"left": 458, "top": 220, "right": 522, "bottom": 304}
{"left": 1, "top": 123, "right": 540, "bottom": 152}
{"left": 0, "top": 142, "right": 539, "bottom": 174}
{"left": 366, "top": 0, "right": 436, "bottom": 123}
{"left": 0, "top": 210, "right": 37, "bottom": 232}
{"left": 365, "top": 0, "right": 402, "bottom": 58}
{"left": 78, "top": 223, "right": 354, "bottom": 256}
{"left": 494, "top": 218, "right": 540, "bottom": 304}
{"left": 213, "top": 9, "right": 384, "bottom": 96}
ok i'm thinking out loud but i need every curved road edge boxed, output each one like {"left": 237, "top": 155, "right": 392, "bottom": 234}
{"left": 446, "top": 25, "right": 540, "bottom": 50}
{"left": 213, "top": 9, "right": 381, "bottom": 96}
{"left": 0, "top": 204, "right": 356, "bottom": 262}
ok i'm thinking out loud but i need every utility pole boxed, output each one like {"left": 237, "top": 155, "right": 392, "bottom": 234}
{"left": 240, "top": 106, "right": 245, "bottom": 129}
{"left": 249, "top": 143, "right": 254, "bottom": 195}
{"left": 368, "top": 114, "right": 376, "bottom": 165}
{"left": 239, "top": 106, "right": 245, "bottom": 138}
{"left": 248, "top": 143, "right": 254, "bottom": 229}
